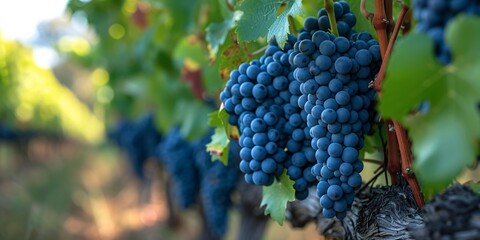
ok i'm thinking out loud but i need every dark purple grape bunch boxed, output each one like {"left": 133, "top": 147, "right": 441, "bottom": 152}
{"left": 413, "top": 0, "right": 480, "bottom": 64}
{"left": 220, "top": 36, "right": 301, "bottom": 187}
{"left": 289, "top": 9, "right": 381, "bottom": 218}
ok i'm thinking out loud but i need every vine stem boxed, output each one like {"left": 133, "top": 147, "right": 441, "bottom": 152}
{"left": 370, "top": 3, "right": 425, "bottom": 207}
{"left": 385, "top": 0, "right": 394, "bottom": 38}
{"left": 385, "top": 120, "right": 401, "bottom": 185}
{"left": 324, "top": 0, "right": 339, "bottom": 36}
{"left": 372, "top": 4, "right": 408, "bottom": 92}
{"left": 373, "top": 0, "right": 388, "bottom": 56}
{"left": 393, "top": 121, "right": 424, "bottom": 207}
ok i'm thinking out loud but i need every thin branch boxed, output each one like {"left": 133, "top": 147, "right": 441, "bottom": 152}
{"left": 363, "top": 158, "right": 384, "bottom": 165}
{"left": 373, "top": 0, "right": 388, "bottom": 58}
{"left": 357, "top": 168, "right": 386, "bottom": 194}
{"left": 361, "top": 0, "right": 374, "bottom": 21}
{"left": 248, "top": 45, "right": 268, "bottom": 57}
{"left": 385, "top": 120, "right": 401, "bottom": 185}
{"left": 393, "top": 121, "right": 425, "bottom": 207}
{"left": 385, "top": 0, "right": 394, "bottom": 38}
{"left": 372, "top": 4, "right": 409, "bottom": 92}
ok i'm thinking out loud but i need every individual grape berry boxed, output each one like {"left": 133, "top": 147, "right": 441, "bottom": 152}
{"left": 327, "top": 184, "right": 343, "bottom": 200}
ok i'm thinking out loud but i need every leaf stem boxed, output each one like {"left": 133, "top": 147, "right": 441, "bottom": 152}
{"left": 324, "top": 0, "right": 339, "bottom": 36}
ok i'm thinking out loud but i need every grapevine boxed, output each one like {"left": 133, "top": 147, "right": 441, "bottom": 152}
{"left": 2, "top": 0, "right": 480, "bottom": 239}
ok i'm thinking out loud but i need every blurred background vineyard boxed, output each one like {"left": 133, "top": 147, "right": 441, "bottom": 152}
{"left": 0, "top": 0, "right": 323, "bottom": 239}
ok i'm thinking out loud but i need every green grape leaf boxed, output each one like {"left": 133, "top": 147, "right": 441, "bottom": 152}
{"left": 217, "top": 37, "right": 249, "bottom": 78}
{"left": 206, "top": 109, "right": 230, "bottom": 164}
{"left": 163, "top": 0, "right": 201, "bottom": 36}
{"left": 267, "top": 0, "right": 303, "bottom": 48}
{"left": 208, "top": 108, "right": 229, "bottom": 132}
{"left": 174, "top": 36, "right": 209, "bottom": 67}
{"left": 202, "top": 60, "right": 224, "bottom": 94}
{"left": 236, "top": 0, "right": 282, "bottom": 41}
{"left": 206, "top": 127, "right": 230, "bottom": 164}
{"left": 409, "top": 103, "right": 476, "bottom": 195}
{"left": 380, "top": 33, "right": 444, "bottom": 119}
{"left": 206, "top": 11, "right": 243, "bottom": 58}
{"left": 176, "top": 100, "right": 214, "bottom": 141}
{"left": 261, "top": 170, "right": 295, "bottom": 225}
{"left": 380, "top": 16, "right": 480, "bottom": 195}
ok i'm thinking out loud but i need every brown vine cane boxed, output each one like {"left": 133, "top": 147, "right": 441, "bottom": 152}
{"left": 370, "top": 1, "right": 425, "bottom": 207}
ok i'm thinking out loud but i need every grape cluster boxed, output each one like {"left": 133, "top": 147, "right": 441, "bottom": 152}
{"left": 0, "top": 124, "right": 26, "bottom": 140}
{"left": 409, "top": 185, "right": 480, "bottom": 240}
{"left": 194, "top": 135, "right": 240, "bottom": 237}
{"left": 155, "top": 127, "right": 241, "bottom": 236}
{"left": 109, "top": 113, "right": 162, "bottom": 179}
{"left": 220, "top": 36, "right": 295, "bottom": 184}
{"left": 109, "top": 116, "right": 243, "bottom": 236}
{"left": 413, "top": 0, "right": 480, "bottom": 64}
{"left": 219, "top": 35, "right": 321, "bottom": 199}
{"left": 156, "top": 127, "right": 200, "bottom": 209}
{"left": 291, "top": 29, "right": 381, "bottom": 219}
{"left": 219, "top": 1, "right": 381, "bottom": 217}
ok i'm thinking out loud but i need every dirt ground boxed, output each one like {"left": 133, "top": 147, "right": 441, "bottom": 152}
{"left": 0, "top": 138, "right": 323, "bottom": 240}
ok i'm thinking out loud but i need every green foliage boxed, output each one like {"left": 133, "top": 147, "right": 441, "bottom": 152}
{"left": 236, "top": 0, "right": 304, "bottom": 48}
{"left": 64, "top": 0, "right": 480, "bottom": 219}
{"left": 162, "top": 0, "right": 201, "bottom": 36}
{"left": 267, "top": 0, "right": 303, "bottom": 48}
{"left": 206, "top": 109, "right": 230, "bottom": 164}
{"left": 261, "top": 171, "right": 296, "bottom": 225}
{"left": 0, "top": 37, "right": 104, "bottom": 142}
{"left": 380, "top": 16, "right": 480, "bottom": 195}
{"left": 236, "top": 0, "right": 281, "bottom": 42}
{"left": 206, "top": 11, "right": 243, "bottom": 58}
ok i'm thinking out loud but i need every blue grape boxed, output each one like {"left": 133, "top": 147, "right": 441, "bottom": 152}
{"left": 252, "top": 84, "right": 268, "bottom": 99}
{"left": 253, "top": 171, "right": 273, "bottom": 185}
{"left": 355, "top": 49, "right": 373, "bottom": 66}
{"left": 321, "top": 108, "right": 337, "bottom": 124}
{"left": 327, "top": 185, "right": 343, "bottom": 201}
{"left": 342, "top": 147, "right": 359, "bottom": 163}
{"left": 327, "top": 142, "right": 343, "bottom": 157}
{"left": 261, "top": 158, "right": 277, "bottom": 174}
{"left": 320, "top": 194, "right": 334, "bottom": 208}
{"left": 334, "top": 198, "right": 347, "bottom": 212}
{"left": 339, "top": 162, "right": 354, "bottom": 176}
{"left": 335, "top": 91, "right": 350, "bottom": 105}
{"left": 347, "top": 172, "right": 362, "bottom": 188}
{"left": 335, "top": 56, "right": 353, "bottom": 74}
{"left": 320, "top": 40, "right": 336, "bottom": 56}
{"left": 323, "top": 208, "right": 336, "bottom": 218}
{"left": 334, "top": 37, "right": 350, "bottom": 53}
